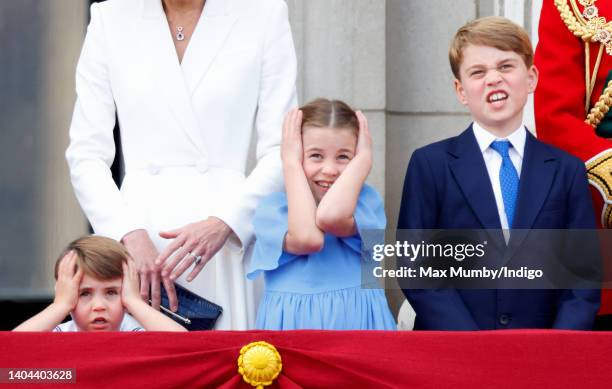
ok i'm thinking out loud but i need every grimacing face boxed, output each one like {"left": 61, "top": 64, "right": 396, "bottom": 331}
{"left": 72, "top": 273, "right": 125, "bottom": 331}
{"left": 454, "top": 44, "right": 538, "bottom": 134}
{"left": 301, "top": 126, "right": 357, "bottom": 202}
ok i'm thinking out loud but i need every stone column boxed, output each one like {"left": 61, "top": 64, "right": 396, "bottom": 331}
{"left": 0, "top": 1, "right": 88, "bottom": 298}
{"left": 40, "top": 1, "right": 90, "bottom": 292}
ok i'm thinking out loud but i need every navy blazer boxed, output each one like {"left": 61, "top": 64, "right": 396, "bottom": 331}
{"left": 398, "top": 125, "right": 600, "bottom": 330}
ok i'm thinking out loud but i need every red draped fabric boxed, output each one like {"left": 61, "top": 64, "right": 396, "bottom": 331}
{"left": 1, "top": 330, "right": 610, "bottom": 388}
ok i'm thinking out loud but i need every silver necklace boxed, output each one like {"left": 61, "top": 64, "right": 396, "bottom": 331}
{"left": 176, "top": 26, "right": 185, "bottom": 41}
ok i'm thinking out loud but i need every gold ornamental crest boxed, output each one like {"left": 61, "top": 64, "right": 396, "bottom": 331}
{"left": 237, "top": 341, "right": 283, "bottom": 388}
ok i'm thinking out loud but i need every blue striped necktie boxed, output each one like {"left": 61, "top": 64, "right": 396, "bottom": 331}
{"left": 489, "top": 140, "right": 519, "bottom": 228}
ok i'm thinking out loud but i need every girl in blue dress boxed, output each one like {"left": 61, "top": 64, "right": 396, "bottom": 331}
{"left": 247, "top": 98, "right": 396, "bottom": 330}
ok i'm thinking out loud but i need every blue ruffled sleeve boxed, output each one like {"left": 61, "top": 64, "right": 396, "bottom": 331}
{"left": 342, "top": 185, "right": 387, "bottom": 254}
{"left": 247, "top": 192, "right": 299, "bottom": 280}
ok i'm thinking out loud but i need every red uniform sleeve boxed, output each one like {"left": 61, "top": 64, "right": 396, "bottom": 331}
{"left": 535, "top": 1, "right": 612, "bottom": 315}
{"left": 534, "top": 0, "right": 612, "bottom": 162}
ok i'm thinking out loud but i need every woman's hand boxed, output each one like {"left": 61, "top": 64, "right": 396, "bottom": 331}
{"left": 53, "top": 251, "right": 83, "bottom": 312}
{"left": 121, "top": 229, "right": 164, "bottom": 309}
{"left": 156, "top": 217, "right": 232, "bottom": 310}
{"left": 281, "top": 109, "right": 304, "bottom": 167}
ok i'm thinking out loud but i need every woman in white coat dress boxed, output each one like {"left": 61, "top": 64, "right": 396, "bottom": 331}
{"left": 66, "top": 0, "right": 297, "bottom": 330}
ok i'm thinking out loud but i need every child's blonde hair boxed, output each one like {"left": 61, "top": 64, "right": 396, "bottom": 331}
{"left": 54, "top": 236, "right": 129, "bottom": 280}
{"left": 449, "top": 16, "right": 533, "bottom": 79}
{"left": 300, "top": 98, "right": 359, "bottom": 136}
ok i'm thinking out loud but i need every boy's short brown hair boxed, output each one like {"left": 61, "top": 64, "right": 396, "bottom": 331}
{"left": 54, "top": 236, "right": 129, "bottom": 280}
{"left": 300, "top": 98, "right": 359, "bottom": 136}
{"left": 449, "top": 16, "right": 533, "bottom": 79}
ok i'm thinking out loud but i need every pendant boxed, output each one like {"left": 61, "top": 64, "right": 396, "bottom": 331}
{"left": 176, "top": 26, "right": 185, "bottom": 41}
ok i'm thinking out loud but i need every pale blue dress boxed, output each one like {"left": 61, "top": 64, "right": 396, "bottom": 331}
{"left": 247, "top": 185, "right": 396, "bottom": 330}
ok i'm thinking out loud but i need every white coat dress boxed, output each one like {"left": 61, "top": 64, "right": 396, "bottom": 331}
{"left": 66, "top": 0, "right": 297, "bottom": 329}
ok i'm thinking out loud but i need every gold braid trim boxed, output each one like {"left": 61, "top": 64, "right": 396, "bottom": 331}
{"left": 586, "top": 150, "right": 612, "bottom": 227}
{"left": 587, "top": 150, "right": 612, "bottom": 201}
{"left": 555, "top": 0, "right": 592, "bottom": 39}
{"left": 555, "top": 0, "right": 595, "bottom": 110}
{"left": 586, "top": 80, "right": 612, "bottom": 126}
{"left": 604, "top": 202, "right": 612, "bottom": 228}
{"left": 556, "top": 0, "right": 612, "bottom": 117}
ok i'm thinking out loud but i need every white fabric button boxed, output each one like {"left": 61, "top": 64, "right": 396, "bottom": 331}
{"left": 195, "top": 158, "right": 209, "bottom": 173}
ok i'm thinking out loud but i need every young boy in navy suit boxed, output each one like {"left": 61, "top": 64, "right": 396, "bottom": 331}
{"left": 398, "top": 16, "right": 600, "bottom": 330}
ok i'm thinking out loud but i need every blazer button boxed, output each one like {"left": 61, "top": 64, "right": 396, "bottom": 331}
{"left": 499, "top": 314, "right": 511, "bottom": 326}
{"left": 195, "top": 159, "right": 208, "bottom": 174}
{"left": 147, "top": 163, "right": 160, "bottom": 175}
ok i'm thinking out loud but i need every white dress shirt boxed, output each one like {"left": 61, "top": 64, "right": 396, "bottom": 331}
{"left": 472, "top": 122, "right": 526, "bottom": 230}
